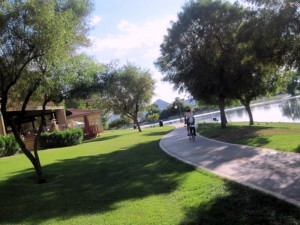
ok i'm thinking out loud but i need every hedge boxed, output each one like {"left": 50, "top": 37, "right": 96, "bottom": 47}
{"left": 0, "top": 135, "right": 21, "bottom": 158}
{"left": 39, "top": 128, "right": 84, "bottom": 149}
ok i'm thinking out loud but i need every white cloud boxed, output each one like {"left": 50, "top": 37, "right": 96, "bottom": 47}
{"left": 143, "top": 47, "right": 160, "bottom": 58}
{"left": 87, "top": 15, "right": 176, "bottom": 60}
{"left": 89, "top": 15, "right": 101, "bottom": 26}
{"left": 117, "top": 20, "right": 138, "bottom": 32}
{"left": 84, "top": 15, "right": 185, "bottom": 102}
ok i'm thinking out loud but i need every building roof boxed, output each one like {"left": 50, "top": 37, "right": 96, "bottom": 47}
{"left": 67, "top": 109, "right": 100, "bottom": 118}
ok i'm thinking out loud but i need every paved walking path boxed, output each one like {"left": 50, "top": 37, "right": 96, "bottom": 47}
{"left": 159, "top": 124, "right": 300, "bottom": 208}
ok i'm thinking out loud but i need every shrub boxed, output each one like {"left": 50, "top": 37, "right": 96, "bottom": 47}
{"left": 109, "top": 117, "right": 131, "bottom": 129}
{"left": 0, "top": 135, "right": 21, "bottom": 157}
{"left": 39, "top": 128, "right": 83, "bottom": 149}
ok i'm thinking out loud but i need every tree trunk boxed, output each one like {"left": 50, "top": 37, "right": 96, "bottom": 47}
{"left": 218, "top": 96, "right": 227, "bottom": 129}
{"left": 2, "top": 109, "right": 46, "bottom": 184}
{"left": 33, "top": 100, "right": 49, "bottom": 183}
{"left": 12, "top": 124, "right": 46, "bottom": 183}
{"left": 244, "top": 102, "right": 254, "bottom": 125}
{"left": 135, "top": 119, "right": 142, "bottom": 132}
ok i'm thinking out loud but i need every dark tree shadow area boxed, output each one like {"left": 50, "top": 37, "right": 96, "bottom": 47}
{"left": 180, "top": 181, "right": 300, "bottom": 225}
{"left": 83, "top": 134, "right": 124, "bottom": 143}
{"left": 143, "top": 131, "right": 173, "bottom": 136}
{"left": 0, "top": 140, "right": 192, "bottom": 224}
{"left": 199, "top": 123, "right": 275, "bottom": 148}
{"left": 295, "top": 145, "right": 300, "bottom": 153}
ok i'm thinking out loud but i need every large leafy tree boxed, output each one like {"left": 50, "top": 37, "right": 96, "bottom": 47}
{"left": 244, "top": 0, "right": 300, "bottom": 68}
{"left": 234, "top": 0, "right": 300, "bottom": 125}
{"left": 155, "top": 0, "right": 249, "bottom": 128}
{"left": 0, "top": 0, "right": 94, "bottom": 183}
{"left": 100, "top": 63, "right": 155, "bottom": 132}
{"left": 156, "top": 0, "right": 286, "bottom": 127}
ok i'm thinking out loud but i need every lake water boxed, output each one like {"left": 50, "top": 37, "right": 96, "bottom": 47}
{"left": 195, "top": 96, "right": 300, "bottom": 124}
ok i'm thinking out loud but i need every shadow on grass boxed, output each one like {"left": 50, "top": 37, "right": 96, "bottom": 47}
{"left": 143, "top": 131, "right": 174, "bottom": 136}
{"left": 0, "top": 140, "right": 192, "bottom": 224}
{"left": 237, "top": 136, "right": 270, "bottom": 147}
{"left": 180, "top": 181, "right": 300, "bottom": 225}
{"left": 295, "top": 145, "right": 300, "bottom": 153}
{"left": 83, "top": 130, "right": 140, "bottom": 144}
{"left": 198, "top": 123, "right": 273, "bottom": 146}
{"left": 2, "top": 126, "right": 300, "bottom": 225}
{"left": 83, "top": 134, "right": 121, "bottom": 143}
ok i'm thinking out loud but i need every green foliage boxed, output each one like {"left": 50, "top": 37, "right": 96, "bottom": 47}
{"left": 146, "top": 103, "right": 160, "bottom": 116}
{"left": 0, "top": 0, "right": 94, "bottom": 181}
{"left": 100, "top": 62, "right": 156, "bottom": 131}
{"left": 244, "top": 0, "right": 300, "bottom": 68}
{"left": 65, "top": 98, "right": 87, "bottom": 109}
{"left": 146, "top": 103, "right": 161, "bottom": 122}
{"left": 159, "top": 98, "right": 187, "bottom": 120}
{"left": 0, "top": 135, "right": 21, "bottom": 158}
{"left": 147, "top": 113, "right": 160, "bottom": 122}
{"left": 286, "top": 70, "right": 300, "bottom": 96}
{"left": 102, "top": 63, "right": 155, "bottom": 114}
{"left": 156, "top": 0, "right": 245, "bottom": 101}
{"left": 39, "top": 128, "right": 83, "bottom": 149}
{"left": 155, "top": 0, "right": 287, "bottom": 127}
{"left": 108, "top": 117, "right": 131, "bottom": 129}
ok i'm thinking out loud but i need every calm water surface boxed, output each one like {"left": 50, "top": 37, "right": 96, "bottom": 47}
{"left": 196, "top": 96, "right": 300, "bottom": 123}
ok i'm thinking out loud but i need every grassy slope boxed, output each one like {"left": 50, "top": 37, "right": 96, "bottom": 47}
{"left": 0, "top": 126, "right": 299, "bottom": 225}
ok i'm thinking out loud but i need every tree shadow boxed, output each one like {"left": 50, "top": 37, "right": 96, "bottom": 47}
{"left": 83, "top": 131, "right": 140, "bottom": 143}
{"left": 295, "top": 145, "right": 300, "bottom": 153}
{"left": 143, "top": 131, "right": 173, "bottom": 136}
{"left": 238, "top": 136, "right": 270, "bottom": 147}
{"left": 0, "top": 140, "right": 192, "bottom": 224}
{"left": 83, "top": 134, "right": 121, "bottom": 143}
{"left": 179, "top": 181, "right": 300, "bottom": 225}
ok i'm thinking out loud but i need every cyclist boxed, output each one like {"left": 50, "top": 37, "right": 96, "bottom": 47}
{"left": 188, "top": 117, "right": 196, "bottom": 141}
{"left": 184, "top": 107, "right": 194, "bottom": 136}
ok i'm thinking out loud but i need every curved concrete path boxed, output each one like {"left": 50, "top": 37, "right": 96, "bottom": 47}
{"left": 160, "top": 124, "right": 300, "bottom": 208}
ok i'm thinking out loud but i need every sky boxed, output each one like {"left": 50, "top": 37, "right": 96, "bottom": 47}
{"left": 83, "top": 0, "right": 189, "bottom": 103}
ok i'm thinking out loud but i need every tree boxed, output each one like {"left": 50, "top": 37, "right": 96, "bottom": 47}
{"left": 156, "top": 0, "right": 286, "bottom": 127}
{"left": 100, "top": 63, "right": 155, "bottom": 132}
{"left": 148, "top": 113, "right": 160, "bottom": 123}
{"left": 155, "top": 0, "right": 248, "bottom": 128}
{"left": 286, "top": 70, "right": 300, "bottom": 96}
{"left": 0, "top": 0, "right": 93, "bottom": 183}
{"left": 244, "top": 0, "right": 300, "bottom": 68}
{"left": 233, "top": 0, "right": 300, "bottom": 125}
{"left": 146, "top": 103, "right": 161, "bottom": 116}
{"left": 146, "top": 103, "right": 160, "bottom": 123}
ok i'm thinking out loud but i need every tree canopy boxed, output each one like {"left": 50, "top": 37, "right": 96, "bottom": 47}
{"left": 155, "top": 0, "right": 294, "bottom": 127}
{"left": 0, "top": 0, "right": 94, "bottom": 183}
{"left": 100, "top": 63, "right": 155, "bottom": 132}
{"left": 155, "top": 0, "right": 249, "bottom": 127}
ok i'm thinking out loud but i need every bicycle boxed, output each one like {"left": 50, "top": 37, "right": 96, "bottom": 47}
{"left": 189, "top": 124, "right": 196, "bottom": 142}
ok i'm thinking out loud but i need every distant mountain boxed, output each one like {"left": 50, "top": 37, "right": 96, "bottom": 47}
{"left": 154, "top": 99, "right": 170, "bottom": 111}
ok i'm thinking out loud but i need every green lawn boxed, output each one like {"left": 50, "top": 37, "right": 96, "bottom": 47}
{"left": 197, "top": 122, "right": 300, "bottom": 153}
{"left": 1, "top": 126, "right": 300, "bottom": 225}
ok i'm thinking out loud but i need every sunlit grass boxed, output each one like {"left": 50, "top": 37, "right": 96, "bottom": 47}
{"left": 0, "top": 126, "right": 300, "bottom": 225}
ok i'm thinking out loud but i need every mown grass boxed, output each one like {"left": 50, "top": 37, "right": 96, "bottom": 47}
{"left": 0, "top": 126, "right": 300, "bottom": 225}
{"left": 197, "top": 122, "right": 300, "bottom": 153}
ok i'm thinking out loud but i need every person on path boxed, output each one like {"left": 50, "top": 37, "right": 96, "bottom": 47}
{"left": 184, "top": 107, "right": 194, "bottom": 136}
